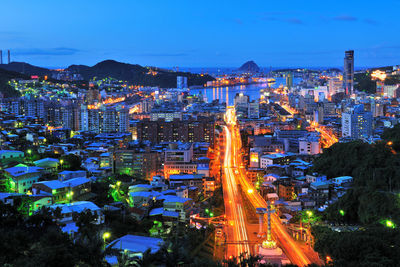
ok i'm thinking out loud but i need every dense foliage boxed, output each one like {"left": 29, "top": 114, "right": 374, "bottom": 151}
{"left": 312, "top": 136, "right": 400, "bottom": 265}
{"left": 0, "top": 203, "right": 111, "bottom": 266}
{"left": 0, "top": 68, "right": 25, "bottom": 97}
{"left": 312, "top": 226, "right": 400, "bottom": 267}
{"left": 381, "top": 123, "right": 400, "bottom": 152}
{"left": 354, "top": 72, "right": 376, "bottom": 94}
{"left": 313, "top": 140, "right": 400, "bottom": 190}
{"left": 67, "top": 60, "right": 215, "bottom": 88}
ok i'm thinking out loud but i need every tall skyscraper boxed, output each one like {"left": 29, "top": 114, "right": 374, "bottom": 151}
{"left": 0, "top": 50, "right": 2, "bottom": 64}
{"left": 7, "top": 50, "right": 10, "bottom": 64}
{"left": 343, "top": 50, "right": 354, "bottom": 95}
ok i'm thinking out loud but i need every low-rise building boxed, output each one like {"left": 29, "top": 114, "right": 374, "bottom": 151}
{"left": 4, "top": 165, "right": 43, "bottom": 193}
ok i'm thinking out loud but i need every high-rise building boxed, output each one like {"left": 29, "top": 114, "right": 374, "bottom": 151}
{"left": 22, "top": 97, "right": 45, "bottom": 121}
{"left": 136, "top": 117, "right": 214, "bottom": 144}
{"left": 139, "top": 99, "right": 153, "bottom": 113}
{"left": 7, "top": 50, "right": 10, "bottom": 64}
{"left": 286, "top": 72, "right": 293, "bottom": 90}
{"left": 80, "top": 105, "right": 129, "bottom": 133}
{"left": 248, "top": 101, "right": 260, "bottom": 119}
{"left": 234, "top": 93, "right": 249, "bottom": 109}
{"left": 328, "top": 77, "right": 344, "bottom": 97}
{"left": 341, "top": 104, "right": 372, "bottom": 139}
{"left": 343, "top": 50, "right": 354, "bottom": 95}
{"left": 177, "top": 76, "right": 188, "bottom": 89}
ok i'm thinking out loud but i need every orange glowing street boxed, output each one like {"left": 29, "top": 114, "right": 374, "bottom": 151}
{"left": 222, "top": 107, "right": 320, "bottom": 266}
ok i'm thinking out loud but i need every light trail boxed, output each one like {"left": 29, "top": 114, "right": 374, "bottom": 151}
{"left": 222, "top": 125, "right": 250, "bottom": 258}
{"left": 224, "top": 107, "right": 314, "bottom": 266}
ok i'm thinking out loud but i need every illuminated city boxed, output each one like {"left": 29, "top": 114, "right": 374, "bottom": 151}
{"left": 0, "top": 1, "right": 400, "bottom": 266}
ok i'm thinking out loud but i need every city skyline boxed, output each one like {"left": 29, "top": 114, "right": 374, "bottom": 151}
{"left": 1, "top": 0, "right": 400, "bottom": 68}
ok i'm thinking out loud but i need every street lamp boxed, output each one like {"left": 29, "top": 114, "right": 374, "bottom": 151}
{"left": 384, "top": 219, "right": 396, "bottom": 228}
{"left": 103, "top": 232, "right": 111, "bottom": 249}
{"left": 339, "top": 209, "right": 345, "bottom": 216}
{"left": 27, "top": 149, "right": 32, "bottom": 163}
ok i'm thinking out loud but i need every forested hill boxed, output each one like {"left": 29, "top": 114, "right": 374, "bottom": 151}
{"left": 0, "top": 60, "right": 215, "bottom": 88}
{"left": 0, "top": 68, "right": 28, "bottom": 97}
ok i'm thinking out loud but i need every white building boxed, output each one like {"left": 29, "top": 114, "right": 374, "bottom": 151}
{"left": 299, "top": 134, "right": 321, "bottom": 155}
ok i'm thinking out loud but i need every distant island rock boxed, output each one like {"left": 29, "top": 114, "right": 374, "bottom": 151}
{"left": 238, "top": 60, "right": 260, "bottom": 72}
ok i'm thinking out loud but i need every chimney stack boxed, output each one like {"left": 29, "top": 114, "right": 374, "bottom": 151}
{"left": 7, "top": 50, "right": 10, "bottom": 64}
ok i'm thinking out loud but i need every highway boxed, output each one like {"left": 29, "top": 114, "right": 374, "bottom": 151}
{"left": 222, "top": 123, "right": 250, "bottom": 258}
{"left": 224, "top": 107, "right": 316, "bottom": 266}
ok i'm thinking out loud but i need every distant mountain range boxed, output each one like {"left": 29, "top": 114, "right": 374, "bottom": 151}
{"left": 0, "top": 60, "right": 215, "bottom": 88}
{"left": 238, "top": 61, "right": 260, "bottom": 72}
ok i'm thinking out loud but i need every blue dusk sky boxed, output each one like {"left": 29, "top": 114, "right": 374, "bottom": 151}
{"left": 1, "top": 0, "right": 399, "bottom": 68}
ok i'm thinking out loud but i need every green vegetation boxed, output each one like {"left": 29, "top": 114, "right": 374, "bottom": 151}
{"left": 312, "top": 226, "right": 400, "bottom": 267}
{"left": 381, "top": 123, "right": 400, "bottom": 152}
{"left": 354, "top": 72, "right": 376, "bottom": 94}
{"left": 312, "top": 140, "right": 400, "bottom": 191}
{"left": 0, "top": 68, "right": 25, "bottom": 97}
{"left": 60, "top": 154, "right": 82, "bottom": 171}
{"left": 0, "top": 203, "right": 113, "bottom": 266}
{"left": 68, "top": 60, "right": 215, "bottom": 88}
{"left": 311, "top": 136, "right": 400, "bottom": 265}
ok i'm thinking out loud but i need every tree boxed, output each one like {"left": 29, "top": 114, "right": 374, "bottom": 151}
{"left": 60, "top": 154, "right": 82, "bottom": 170}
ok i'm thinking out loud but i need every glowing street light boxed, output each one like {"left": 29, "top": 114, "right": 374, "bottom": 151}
{"left": 384, "top": 219, "right": 396, "bottom": 228}
{"left": 103, "top": 232, "right": 111, "bottom": 248}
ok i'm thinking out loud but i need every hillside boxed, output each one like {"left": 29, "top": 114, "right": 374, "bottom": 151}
{"left": 0, "top": 62, "right": 50, "bottom": 76}
{"left": 0, "top": 60, "right": 215, "bottom": 88}
{"left": 0, "top": 68, "right": 28, "bottom": 97}
{"left": 66, "top": 60, "right": 214, "bottom": 87}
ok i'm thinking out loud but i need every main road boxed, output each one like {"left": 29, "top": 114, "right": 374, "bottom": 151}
{"left": 223, "top": 107, "right": 317, "bottom": 266}
{"left": 221, "top": 121, "right": 251, "bottom": 258}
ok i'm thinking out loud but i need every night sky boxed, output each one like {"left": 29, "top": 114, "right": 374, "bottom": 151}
{"left": 2, "top": 0, "right": 399, "bottom": 68}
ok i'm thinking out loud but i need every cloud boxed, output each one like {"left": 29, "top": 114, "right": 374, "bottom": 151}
{"left": 137, "top": 52, "right": 188, "bottom": 57}
{"left": 233, "top": 18, "right": 243, "bottom": 25}
{"left": 261, "top": 16, "right": 303, "bottom": 25}
{"left": 285, "top": 18, "right": 303, "bottom": 24}
{"left": 14, "top": 47, "right": 81, "bottom": 56}
{"left": 364, "top": 18, "right": 379, "bottom": 25}
{"left": 0, "top": 31, "right": 27, "bottom": 42}
{"left": 333, "top": 15, "right": 358, "bottom": 21}
{"left": 261, "top": 16, "right": 279, "bottom": 22}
